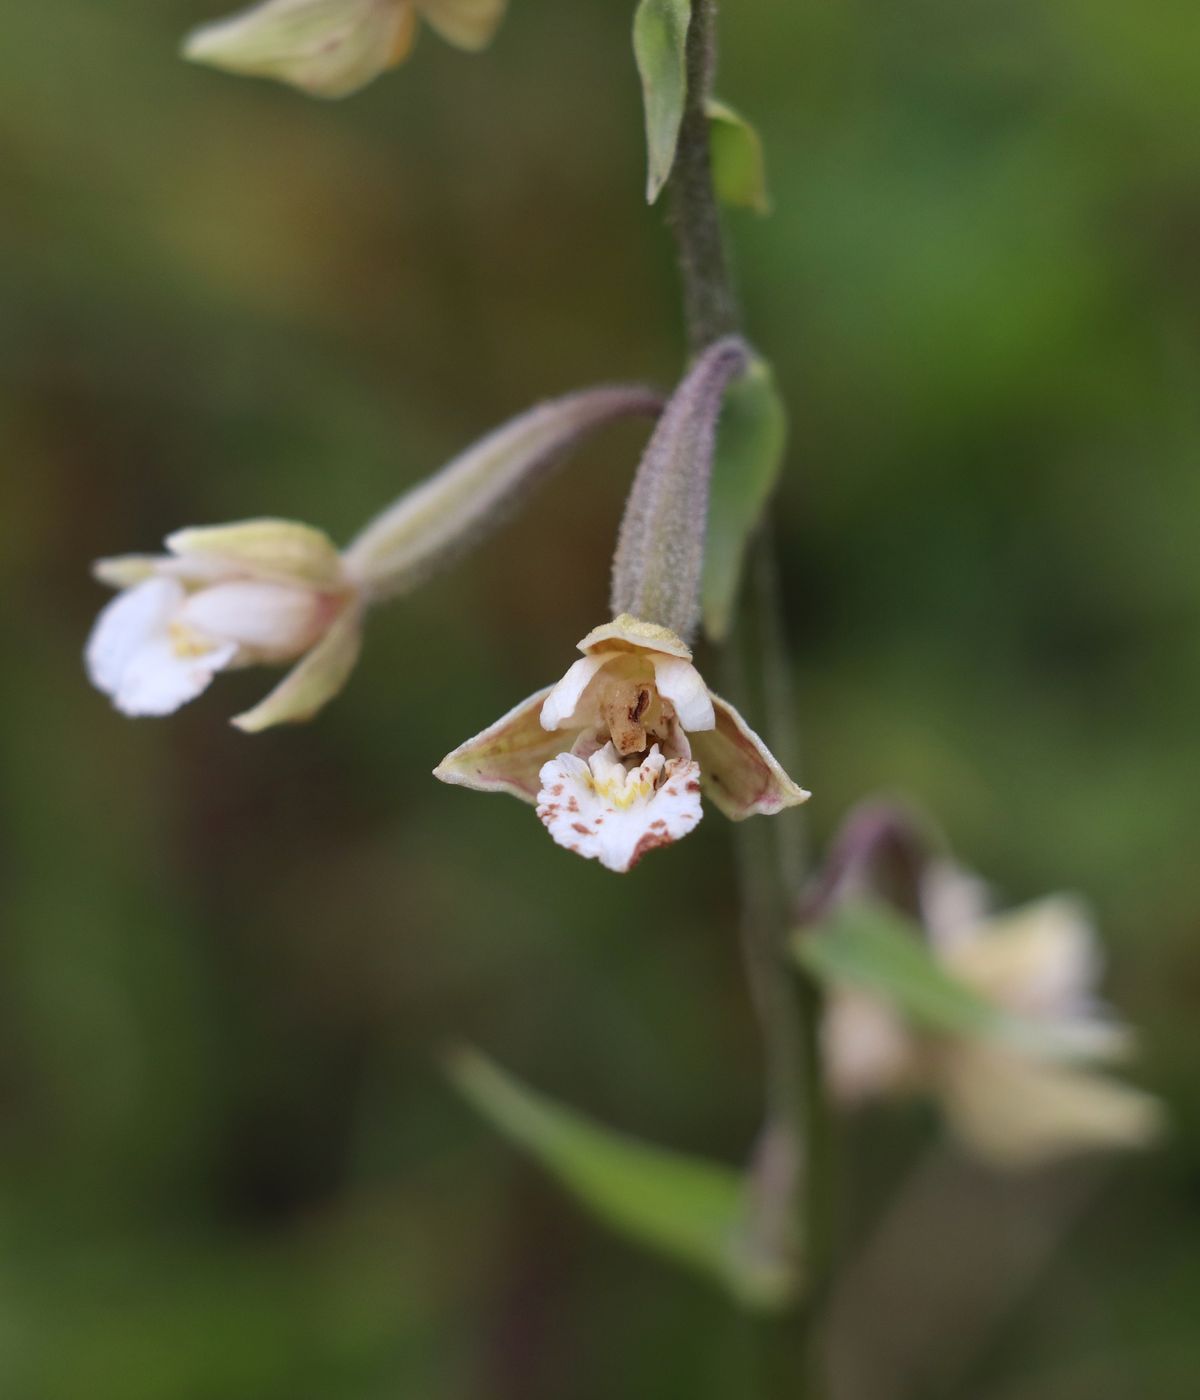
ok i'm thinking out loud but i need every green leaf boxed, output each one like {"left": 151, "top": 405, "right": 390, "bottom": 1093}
{"left": 446, "top": 1046, "right": 796, "bottom": 1310}
{"left": 794, "top": 901, "right": 1088, "bottom": 1061}
{"left": 701, "top": 357, "right": 789, "bottom": 641}
{"left": 795, "top": 902, "right": 1008, "bottom": 1038}
{"left": 706, "top": 98, "right": 771, "bottom": 215}
{"left": 633, "top": 0, "right": 691, "bottom": 204}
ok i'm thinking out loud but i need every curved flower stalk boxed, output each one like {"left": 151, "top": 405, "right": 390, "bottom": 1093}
{"left": 183, "top": 0, "right": 507, "bottom": 99}
{"left": 86, "top": 385, "right": 661, "bottom": 731}
{"left": 435, "top": 612, "right": 809, "bottom": 872}
{"left": 822, "top": 863, "right": 1164, "bottom": 1169}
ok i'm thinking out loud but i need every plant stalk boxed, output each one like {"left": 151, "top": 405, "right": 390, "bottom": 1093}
{"left": 665, "top": 1, "right": 828, "bottom": 1390}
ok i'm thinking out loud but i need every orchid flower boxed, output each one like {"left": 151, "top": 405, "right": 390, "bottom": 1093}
{"left": 435, "top": 613, "right": 809, "bottom": 872}
{"left": 823, "top": 863, "right": 1164, "bottom": 1168}
{"left": 86, "top": 519, "right": 364, "bottom": 732}
{"left": 183, "top": 0, "right": 507, "bottom": 99}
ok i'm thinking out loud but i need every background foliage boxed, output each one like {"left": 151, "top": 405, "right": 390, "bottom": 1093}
{"left": 1, "top": 0, "right": 1197, "bottom": 1395}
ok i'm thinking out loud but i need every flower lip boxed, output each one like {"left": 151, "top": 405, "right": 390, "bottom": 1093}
{"left": 536, "top": 741, "right": 703, "bottom": 873}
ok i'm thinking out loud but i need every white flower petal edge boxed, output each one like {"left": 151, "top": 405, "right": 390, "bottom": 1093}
{"left": 536, "top": 744, "right": 702, "bottom": 873}
{"left": 650, "top": 654, "right": 715, "bottom": 731}
{"left": 86, "top": 578, "right": 238, "bottom": 717}
{"left": 539, "top": 656, "right": 607, "bottom": 731}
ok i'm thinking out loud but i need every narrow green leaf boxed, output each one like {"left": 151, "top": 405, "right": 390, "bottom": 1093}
{"left": 701, "top": 357, "right": 788, "bottom": 642}
{"left": 446, "top": 1046, "right": 795, "bottom": 1310}
{"left": 795, "top": 902, "right": 1009, "bottom": 1038}
{"left": 706, "top": 98, "right": 771, "bottom": 215}
{"left": 794, "top": 902, "right": 1090, "bottom": 1063}
{"left": 633, "top": 0, "right": 691, "bottom": 204}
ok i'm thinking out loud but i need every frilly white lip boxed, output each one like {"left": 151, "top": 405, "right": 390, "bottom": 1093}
{"left": 435, "top": 614, "right": 810, "bottom": 872}
{"left": 537, "top": 743, "right": 703, "bottom": 873}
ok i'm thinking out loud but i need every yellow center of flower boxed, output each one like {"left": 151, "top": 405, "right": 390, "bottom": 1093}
{"left": 168, "top": 621, "right": 223, "bottom": 660}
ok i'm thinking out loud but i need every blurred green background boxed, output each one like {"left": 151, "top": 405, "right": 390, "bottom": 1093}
{"left": 2, "top": 0, "right": 1198, "bottom": 1396}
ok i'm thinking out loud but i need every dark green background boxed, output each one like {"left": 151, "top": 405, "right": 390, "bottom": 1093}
{"left": 1, "top": 1, "right": 1197, "bottom": 1396}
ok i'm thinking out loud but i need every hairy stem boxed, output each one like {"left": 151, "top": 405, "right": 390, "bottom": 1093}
{"left": 664, "top": 1, "right": 827, "bottom": 1389}
{"left": 668, "top": 0, "right": 740, "bottom": 353}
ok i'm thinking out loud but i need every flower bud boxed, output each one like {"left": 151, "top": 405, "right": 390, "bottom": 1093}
{"left": 610, "top": 336, "right": 750, "bottom": 642}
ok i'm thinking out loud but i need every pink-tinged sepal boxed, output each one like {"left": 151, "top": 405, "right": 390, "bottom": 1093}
{"left": 691, "top": 694, "right": 810, "bottom": 820}
{"left": 434, "top": 687, "right": 561, "bottom": 803}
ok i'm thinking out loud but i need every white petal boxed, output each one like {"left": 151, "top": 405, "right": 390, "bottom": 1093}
{"left": 536, "top": 743, "right": 702, "bottom": 873}
{"left": 947, "top": 896, "right": 1100, "bottom": 1018}
{"left": 936, "top": 1043, "right": 1164, "bottom": 1170}
{"left": 539, "top": 654, "right": 608, "bottom": 731}
{"left": 823, "top": 990, "right": 918, "bottom": 1105}
{"left": 919, "top": 860, "right": 993, "bottom": 954}
{"left": 86, "top": 577, "right": 186, "bottom": 698}
{"left": 112, "top": 636, "right": 238, "bottom": 717}
{"left": 651, "top": 654, "right": 715, "bottom": 731}
{"left": 178, "top": 581, "right": 328, "bottom": 659}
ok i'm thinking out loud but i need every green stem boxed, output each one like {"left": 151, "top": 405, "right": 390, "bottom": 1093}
{"left": 668, "top": 0, "right": 740, "bottom": 353}
{"left": 664, "top": 1, "right": 828, "bottom": 1390}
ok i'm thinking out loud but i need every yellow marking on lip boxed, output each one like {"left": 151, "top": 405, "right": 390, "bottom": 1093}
{"left": 169, "top": 621, "right": 221, "bottom": 660}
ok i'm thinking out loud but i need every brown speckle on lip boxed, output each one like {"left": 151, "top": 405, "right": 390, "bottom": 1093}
{"left": 686, "top": 780, "right": 701, "bottom": 793}
{"left": 571, "top": 822, "right": 591, "bottom": 836}
{"left": 650, "top": 819, "right": 667, "bottom": 831}
{"left": 628, "top": 830, "right": 674, "bottom": 869}
{"left": 567, "top": 796, "right": 580, "bottom": 813}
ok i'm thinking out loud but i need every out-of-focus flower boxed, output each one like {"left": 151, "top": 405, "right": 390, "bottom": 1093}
{"left": 182, "top": 0, "right": 507, "bottom": 99}
{"left": 823, "top": 864, "right": 1164, "bottom": 1168}
{"left": 86, "top": 519, "right": 363, "bottom": 731}
{"left": 435, "top": 613, "right": 809, "bottom": 872}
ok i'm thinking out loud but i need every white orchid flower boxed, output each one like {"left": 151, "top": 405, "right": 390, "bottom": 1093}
{"left": 823, "top": 865, "right": 1163, "bottom": 1168}
{"left": 86, "top": 519, "right": 364, "bottom": 732}
{"left": 435, "top": 613, "right": 809, "bottom": 873}
{"left": 183, "top": 0, "right": 507, "bottom": 99}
